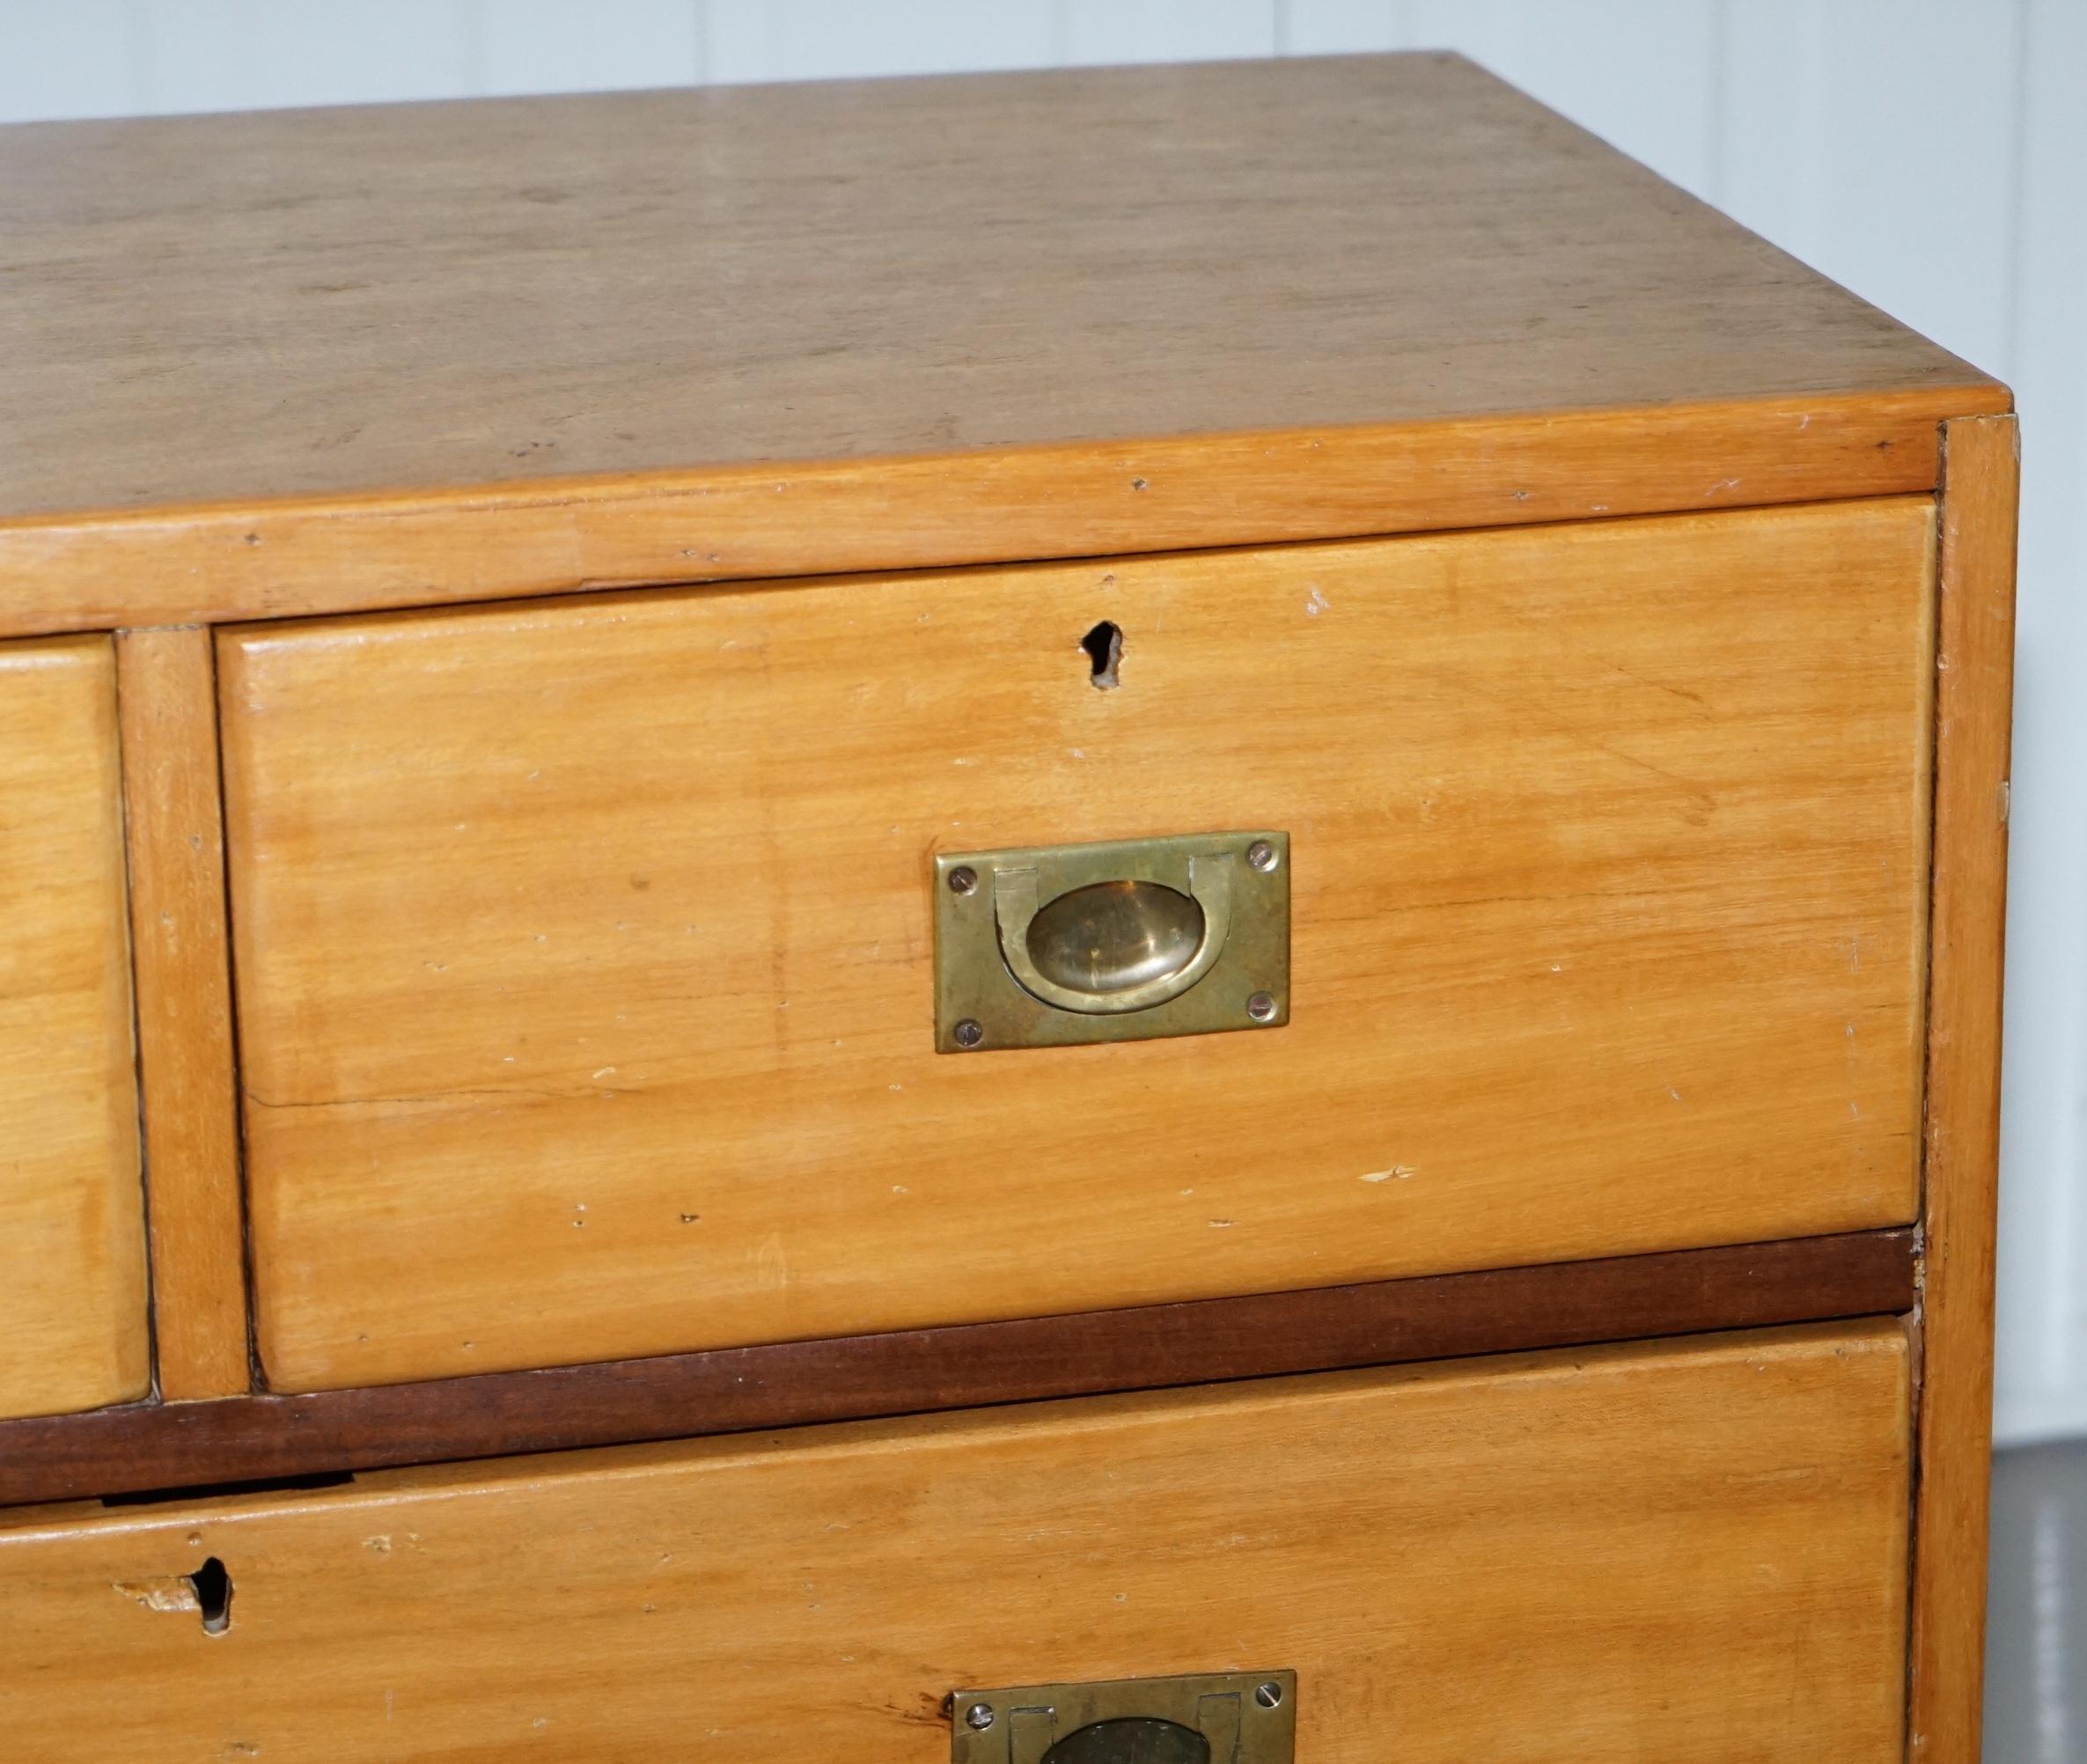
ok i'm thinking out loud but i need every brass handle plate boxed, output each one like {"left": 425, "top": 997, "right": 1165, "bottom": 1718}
{"left": 949, "top": 1670, "right": 1297, "bottom": 1764}
{"left": 934, "top": 831, "right": 1289, "bottom": 1053}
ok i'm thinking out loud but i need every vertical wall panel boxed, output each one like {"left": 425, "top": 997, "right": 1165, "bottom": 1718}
{"left": 136, "top": 0, "right": 484, "bottom": 114}
{"left": 1281, "top": 1, "right": 1415, "bottom": 55}
{"left": 480, "top": 0, "right": 703, "bottom": 96}
{"left": 1060, "top": 0, "right": 1276, "bottom": 66}
{"left": 0, "top": 0, "right": 150, "bottom": 122}
{"left": 1995, "top": 0, "right": 2087, "bottom": 1446}
{"left": 1713, "top": 0, "right": 1825, "bottom": 245}
{"left": 703, "top": 0, "right": 1056, "bottom": 84}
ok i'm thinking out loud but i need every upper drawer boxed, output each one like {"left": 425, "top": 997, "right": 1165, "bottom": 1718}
{"left": 221, "top": 498, "right": 1936, "bottom": 1392}
{"left": 0, "top": 1324, "right": 1912, "bottom": 1760}
{"left": 0, "top": 636, "right": 148, "bottom": 1419}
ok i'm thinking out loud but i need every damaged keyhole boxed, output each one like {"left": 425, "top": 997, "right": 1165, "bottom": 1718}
{"left": 188, "top": 1555, "right": 231, "bottom": 1635}
{"left": 1081, "top": 621, "right": 1123, "bottom": 689}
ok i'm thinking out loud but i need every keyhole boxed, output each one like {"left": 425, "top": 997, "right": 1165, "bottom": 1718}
{"left": 188, "top": 1556, "right": 231, "bottom": 1635}
{"left": 1082, "top": 621, "right": 1122, "bottom": 689}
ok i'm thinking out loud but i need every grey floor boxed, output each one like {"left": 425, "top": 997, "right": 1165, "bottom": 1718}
{"left": 1987, "top": 1440, "right": 2087, "bottom": 1761}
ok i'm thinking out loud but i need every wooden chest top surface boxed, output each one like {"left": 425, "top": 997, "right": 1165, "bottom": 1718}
{"left": 0, "top": 52, "right": 2000, "bottom": 527}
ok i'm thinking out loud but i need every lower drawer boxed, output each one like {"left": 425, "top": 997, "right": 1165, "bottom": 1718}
{"left": 0, "top": 1323, "right": 1910, "bottom": 1761}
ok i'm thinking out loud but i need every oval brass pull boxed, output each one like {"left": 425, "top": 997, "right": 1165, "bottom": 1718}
{"left": 994, "top": 854, "right": 1234, "bottom": 1015}
{"left": 1042, "top": 1718, "right": 1211, "bottom": 1764}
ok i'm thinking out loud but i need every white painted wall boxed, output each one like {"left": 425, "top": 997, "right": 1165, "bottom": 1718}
{"left": 4, "top": 1, "right": 2082, "bottom": 1444}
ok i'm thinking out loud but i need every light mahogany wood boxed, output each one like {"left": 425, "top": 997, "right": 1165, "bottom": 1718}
{"left": 0, "top": 55, "right": 2004, "bottom": 638}
{"left": 0, "top": 55, "right": 1995, "bottom": 518}
{"left": 115, "top": 628, "right": 251, "bottom": 1400}
{"left": 0, "top": 55, "right": 2016, "bottom": 1754}
{"left": 0, "top": 636, "right": 149, "bottom": 1418}
{"left": 1909, "top": 415, "right": 2018, "bottom": 1762}
{"left": 0, "top": 391, "right": 1991, "bottom": 643}
{"left": 221, "top": 497, "right": 1937, "bottom": 1391}
{"left": 0, "top": 1324, "right": 1913, "bottom": 1762}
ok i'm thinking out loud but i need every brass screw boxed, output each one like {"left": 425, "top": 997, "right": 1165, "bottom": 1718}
{"left": 948, "top": 865, "right": 979, "bottom": 895}
{"left": 966, "top": 1703, "right": 996, "bottom": 1731}
{"left": 954, "top": 1018, "right": 985, "bottom": 1048}
{"left": 1255, "top": 1682, "right": 1283, "bottom": 1709}
{"left": 1246, "top": 840, "right": 1279, "bottom": 872}
{"left": 1246, "top": 991, "right": 1278, "bottom": 1023}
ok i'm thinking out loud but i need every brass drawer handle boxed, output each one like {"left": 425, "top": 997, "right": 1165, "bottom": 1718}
{"left": 992, "top": 855, "right": 1233, "bottom": 1015}
{"left": 933, "top": 832, "right": 1289, "bottom": 1052}
{"left": 951, "top": 1671, "right": 1295, "bottom": 1763}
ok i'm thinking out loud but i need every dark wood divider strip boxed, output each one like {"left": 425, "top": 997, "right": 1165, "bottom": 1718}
{"left": 0, "top": 1229, "right": 1915, "bottom": 1508}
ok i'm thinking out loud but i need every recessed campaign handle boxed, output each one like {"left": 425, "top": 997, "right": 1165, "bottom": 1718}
{"left": 992, "top": 855, "right": 1235, "bottom": 1015}
{"left": 933, "top": 831, "right": 1287, "bottom": 1053}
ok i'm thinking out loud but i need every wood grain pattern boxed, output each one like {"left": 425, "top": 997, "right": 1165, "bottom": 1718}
{"left": 0, "top": 636, "right": 149, "bottom": 1419}
{"left": 0, "top": 1324, "right": 1914, "bottom": 1763}
{"left": 0, "top": 54, "right": 2005, "bottom": 637}
{"left": 114, "top": 628, "right": 251, "bottom": 1400}
{"left": 0, "top": 391, "right": 1993, "bottom": 642}
{"left": 0, "top": 55, "right": 1994, "bottom": 523}
{"left": 1908, "top": 415, "right": 2018, "bottom": 1762}
{"left": 0, "top": 1228, "right": 1918, "bottom": 1509}
{"left": 221, "top": 499, "right": 1937, "bottom": 1391}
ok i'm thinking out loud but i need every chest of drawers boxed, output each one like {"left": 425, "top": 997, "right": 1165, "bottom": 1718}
{"left": 0, "top": 53, "right": 2014, "bottom": 1762}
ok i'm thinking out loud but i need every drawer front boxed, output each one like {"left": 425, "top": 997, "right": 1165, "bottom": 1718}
{"left": 221, "top": 498, "right": 1936, "bottom": 1390}
{"left": 0, "top": 637, "right": 148, "bottom": 1419}
{"left": 0, "top": 1324, "right": 1910, "bottom": 1760}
